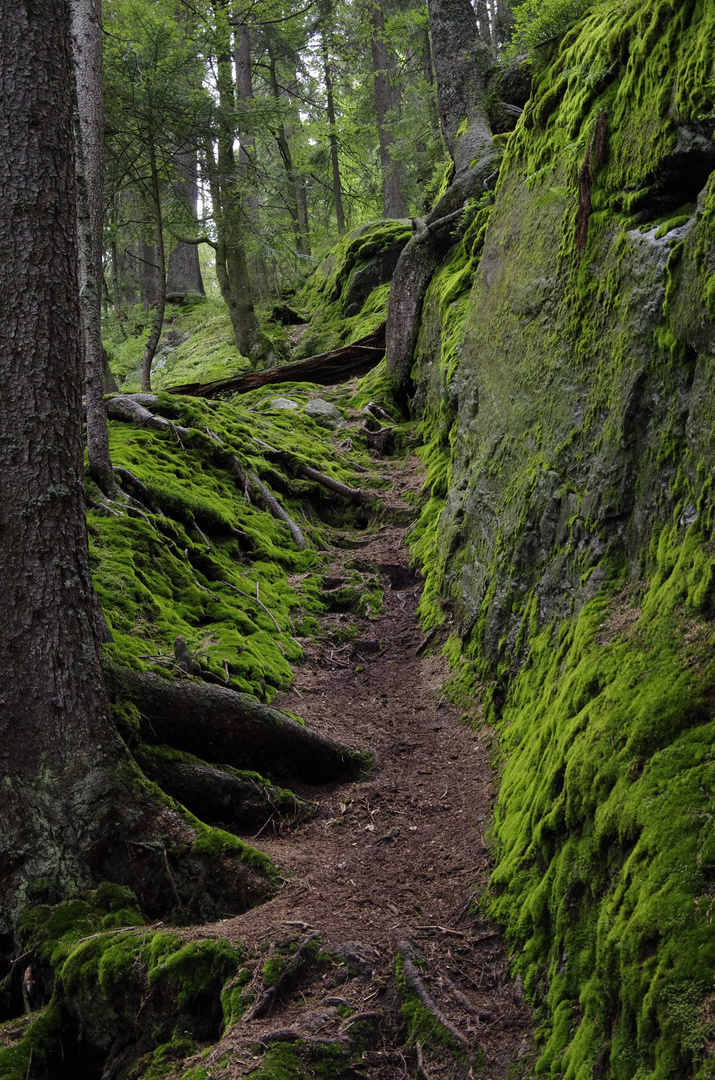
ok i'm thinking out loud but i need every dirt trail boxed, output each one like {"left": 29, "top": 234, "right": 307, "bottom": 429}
{"left": 186, "top": 452, "right": 533, "bottom": 1079}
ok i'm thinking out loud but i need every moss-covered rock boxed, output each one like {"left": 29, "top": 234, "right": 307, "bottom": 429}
{"left": 408, "top": 1, "right": 715, "bottom": 1076}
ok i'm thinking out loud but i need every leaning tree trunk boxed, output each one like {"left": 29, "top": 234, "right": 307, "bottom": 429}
{"left": 70, "top": 0, "right": 117, "bottom": 497}
{"left": 386, "top": 0, "right": 497, "bottom": 398}
{"left": 369, "top": 0, "right": 409, "bottom": 219}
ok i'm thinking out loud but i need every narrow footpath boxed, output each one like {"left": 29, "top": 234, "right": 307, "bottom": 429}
{"left": 185, "top": 451, "right": 534, "bottom": 1079}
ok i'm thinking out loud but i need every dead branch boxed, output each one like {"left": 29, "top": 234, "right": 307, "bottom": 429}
{"left": 249, "top": 471, "right": 308, "bottom": 550}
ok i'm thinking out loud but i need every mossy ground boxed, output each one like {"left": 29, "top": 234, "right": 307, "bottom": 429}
{"left": 90, "top": 386, "right": 384, "bottom": 700}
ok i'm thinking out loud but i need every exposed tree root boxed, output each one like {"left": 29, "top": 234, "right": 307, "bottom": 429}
{"left": 103, "top": 661, "right": 372, "bottom": 784}
{"left": 397, "top": 942, "right": 468, "bottom": 1050}
{"left": 133, "top": 744, "right": 316, "bottom": 830}
{"left": 248, "top": 471, "right": 309, "bottom": 550}
{"left": 243, "top": 933, "right": 321, "bottom": 1021}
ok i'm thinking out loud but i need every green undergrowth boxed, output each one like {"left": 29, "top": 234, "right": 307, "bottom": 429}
{"left": 90, "top": 387, "right": 382, "bottom": 700}
{"left": 487, "top": 509, "right": 715, "bottom": 1079}
{"left": 104, "top": 297, "right": 290, "bottom": 393}
{"left": 293, "top": 219, "right": 411, "bottom": 359}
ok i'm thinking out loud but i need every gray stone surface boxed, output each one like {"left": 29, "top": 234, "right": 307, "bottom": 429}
{"left": 305, "top": 399, "right": 345, "bottom": 428}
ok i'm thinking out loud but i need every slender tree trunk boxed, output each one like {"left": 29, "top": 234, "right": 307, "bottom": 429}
{"left": 322, "top": 33, "right": 346, "bottom": 235}
{"left": 166, "top": 151, "right": 205, "bottom": 299}
{"left": 211, "top": 0, "right": 262, "bottom": 363}
{"left": 369, "top": 0, "right": 409, "bottom": 218}
{"left": 268, "top": 53, "right": 310, "bottom": 257}
{"left": 70, "top": 0, "right": 117, "bottom": 497}
{"left": 233, "top": 20, "right": 269, "bottom": 294}
{"left": 140, "top": 143, "right": 167, "bottom": 392}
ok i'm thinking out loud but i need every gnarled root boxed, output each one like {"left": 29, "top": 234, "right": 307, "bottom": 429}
{"left": 103, "top": 660, "right": 372, "bottom": 785}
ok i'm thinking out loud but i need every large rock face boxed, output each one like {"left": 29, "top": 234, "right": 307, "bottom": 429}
{"left": 411, "top": 2, "right": 715, "bottom": 1076}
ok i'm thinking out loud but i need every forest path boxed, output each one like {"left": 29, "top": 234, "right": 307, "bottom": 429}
{"left": 184, "top": 450, "right": 533, "bottom": 1079}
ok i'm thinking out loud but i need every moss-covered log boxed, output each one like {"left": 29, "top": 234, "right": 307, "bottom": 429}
{"left": 104, "top": 661, "right": 372, "bottom": 784}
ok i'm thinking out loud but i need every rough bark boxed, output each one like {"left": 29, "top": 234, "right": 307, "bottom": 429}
{"left": 427, "top": 0, "right": 495, "bottom": 176}
{"left": 165, "top": 324, "right": 386, "bottom": 396}
{"left": 268, "top": 53, "right": 311, "bottom": 257}
{"left": 166, "top": 151, "right": 205, "bottom": 299}
{"left": 322, "top": 31, "right": 346, "bottom": 235}
{"left": 369, "top": 0, "right": 409, "bottom": 218}
{"left": 104, "top": 663, "right": 371, "bottom": 784}
{"left": 0, "top": 3, "right": 277, "bottom": 930}
{"left": 70, "top": 0, "right": 117, "bottom": 497}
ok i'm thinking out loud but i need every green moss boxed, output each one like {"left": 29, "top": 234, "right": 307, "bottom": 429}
{"left": 190, "top": 823, "right": 275, "bottom": 878}
{"left": 293, "top": 221, "right": 411, "bottom": 360}
{"left": 0, "top": 1007, "right": 62, "bottom": 1080}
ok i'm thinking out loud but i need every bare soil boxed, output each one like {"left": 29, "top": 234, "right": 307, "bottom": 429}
{"left": 183, "top": 451, "right": 534, "bottom": 1079}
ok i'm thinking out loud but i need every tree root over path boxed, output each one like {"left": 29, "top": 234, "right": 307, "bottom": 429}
{"left": 104, "top": 660, "right": 372, "bottom": 785}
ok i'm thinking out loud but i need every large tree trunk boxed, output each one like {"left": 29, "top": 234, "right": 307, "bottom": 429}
{"left": 369, "top": 0, "right": 409, "bottom": 219}
{"left": 0, "top": 0, "right": 275, "bottom": 932}
{"left": 70, "top": 0, "right": 117, "bottom": 497}
{"left": 386, "top": 0, "right": 498, "bottom": 397}
{"left": 428, "top": 0, "right": 495, "bottom": 177}
{"left": 0, "top": 0, "right": 133, "bottom": 925}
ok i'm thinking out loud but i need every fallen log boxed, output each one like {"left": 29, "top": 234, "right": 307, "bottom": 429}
{"left": 104, "top": 661, "right": 372, "bottom": 784}
{"left": 164, "top": 323, "right": 386, "bottom": 398}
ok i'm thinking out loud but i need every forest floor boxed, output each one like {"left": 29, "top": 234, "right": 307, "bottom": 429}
{"left": 179, "top": 445, "right": 535, "bottom": 1080}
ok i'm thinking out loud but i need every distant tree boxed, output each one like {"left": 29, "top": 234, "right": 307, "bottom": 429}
{"left": 71, "top": 0, "right": 118, "bottom": 496}
{"left": 369, "top": 0, "right": 409, "bottom": 217}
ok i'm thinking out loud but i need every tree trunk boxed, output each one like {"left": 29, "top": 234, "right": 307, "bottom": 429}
{"left": 322, "top": 32, "right": 346, "bottom": 235}
{"left": 70, "top": 0, "right": 117, "bottom": 497}
{"left": 0, "top": 0, "right": 278, "bottom": 933}
{"left": 268, "top": 54, "right": 310, "bottom": 258}
{"left": 140, "top": 142, "right": 167, "bottom": 392}
{"left": 427, "top": 0, "right": 495, "bottom": 176}
{"left": 369, "top": 0, "right": 409, "bottom": 219}
{"left": 211, "top": 0, "right": 262, "bottom": 363}
{"left": 386, "top": 0, "right": 498, "bottom": 398}
{"left": 166, "top": 151, "right": 205, "bottom": 299}
{"left": 233, "top": 20, "right": 267, "bottom": 289}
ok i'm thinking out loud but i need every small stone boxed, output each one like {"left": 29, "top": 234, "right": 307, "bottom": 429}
{"left": 268, "top": 396, "right": 301, "bottom": 411}
{"left": 305, "top": 398, "right": 344, "bottom": 428}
